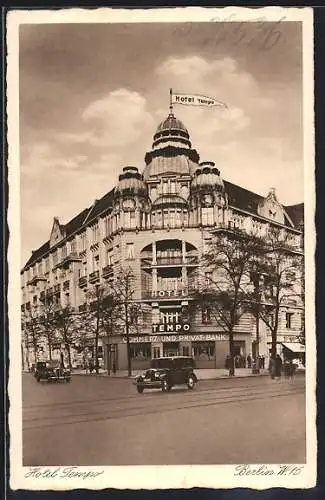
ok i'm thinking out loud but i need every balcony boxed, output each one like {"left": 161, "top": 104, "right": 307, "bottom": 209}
{"left": 63, "top": 280, "right": 70, "bottom": 291}
{"left": 79, "top": 276, "right": 88, "bottom": 288}
{"left": 61, "top": 252, "right": 82, "bottom": 269}
{"left": 89, "top": 270, "right": 100, "bottom": 284}
{"left": 141, "top": 255, "right": 199, "bottom": 267}
{"left": 102, "top": 265, "right": 114, "bottom": 279}
{"left": 27, "top": 275, "right": 47, "bottom": 286}
{"left": 54, "top": 284, "right": 61, "bottom": 294}
{"left": 79, "top": 303, "right": 88, "bottom": 313}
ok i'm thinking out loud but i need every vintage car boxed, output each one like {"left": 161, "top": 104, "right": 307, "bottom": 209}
{"left": 134, "top": 356, "right": 197, "bottom": 393}
{"left": 34, "top": 360, "right": 71, "bottom": 383}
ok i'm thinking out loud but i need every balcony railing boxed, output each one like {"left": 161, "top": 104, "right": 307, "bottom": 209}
{"left": 61, "top": 252, "right": 82, "bottom": 269}
{"left": 79, "top": 276, "right": 87, "bottom": 288}
{"left": 89, "top": 270, "right": 100, "bottom": 284}
{"left": 27, "top": 275, "right": 47, "bottom": 286}
{"left": 102, "top": 265, "right": 114, "bottom": 278}
{"left": 141, "top": 256, "right": 199, "bottom": 267}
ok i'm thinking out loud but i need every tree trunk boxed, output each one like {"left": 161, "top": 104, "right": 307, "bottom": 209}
{"left": 125, "top": 302, "right": 132, "bottom": 377}
{"left": 228, "top": 327, "right": 235, "bottom": 376}
{"left": 66, "top": 342, "right": 72, "bottom": 369}
{"left": 47, "top": 335, "right": 52, "bottom": 361}
{"left": 95, "top": 315, "right": 100, "bottom": 374}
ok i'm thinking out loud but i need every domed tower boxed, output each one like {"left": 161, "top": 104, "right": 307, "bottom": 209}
{"left": 114, "top": 166, "right": 149, "bottom": 230}
{"left": 143, "top": 112, "right": 201, "bottom": 229}
{"left": 190, "top": 161, "right": 227, "bottom": 227}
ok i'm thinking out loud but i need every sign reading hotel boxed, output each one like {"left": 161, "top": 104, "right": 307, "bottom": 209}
{"left": 152, "top": 323, "right": 190, "bottom": 334}
{"left": 151, "top": 290, "right": 187, "bottom": 298}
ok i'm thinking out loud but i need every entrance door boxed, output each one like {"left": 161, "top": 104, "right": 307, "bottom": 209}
{"left": 107, "top": 344, "right": 118, "bottom": 372}
{"left": 163, "top": 342, "right": 179, "bottom": 357}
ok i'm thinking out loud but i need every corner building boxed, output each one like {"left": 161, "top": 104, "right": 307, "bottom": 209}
{"left": 21, "top": 112, "right": 304, "bottom": 370}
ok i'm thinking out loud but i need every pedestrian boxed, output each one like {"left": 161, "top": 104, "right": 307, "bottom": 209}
{"left": 84, "top": 359, "right": 89, "bottom": 375}
{"left": 247, "top": 354, "right": 252, "bottom": 369}
{"left": 288, "top": 359, "right": 296, "bottom": 381}
{"left": 89, "top": 359, "right": 94, "bottom": 374}
{"left": 283, "top": 359, "right": 290, "bottom": 379}
{"left": 269, "top": 355, "right": 276, "bottom": 379}
{"left": 275, "top": 354, "right": 283, "bottom": 379}
{"left": 112, "top": 362, "right": 116, "bottom": 375}
{"left": 225, "top": 355, "right": 231, "bottom": 370}
{"left": 261, "top": 356, "right": 265, "bottom": 369}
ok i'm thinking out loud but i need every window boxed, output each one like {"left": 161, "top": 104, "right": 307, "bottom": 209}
{"left": 201, "top": 307, "right": 211, "bottom": 323}
{"left": 126, "top": 243, "right": 135, "bottom": 260}
{"left": 130, "top": 343, "right": 151, "bottom": 360}
{"left": 45, "top": 257, "right": 49, "bottom": 273}
{"left": 163, "top": 180, "right": 169, "bottom": 195}
{"left": 92, "top": 223, "right": 99, "bottom": 242}
{"left": 153, "top": 347, "right": 161, "bottom": 358}
{"left": 106, "top": 248, "right": 113, "bottom": 266}
{"left": 83, "top": 262, "right": 87, "bottom": 277}
{"left": 93, "top": 254, "right": 100, "bottom": 271}
{"left": 80, "top": 232, "right": 86, "bottom": 251}
{"left": 286, "top": 312, "right": 294, "bottom": 329}
{"left": 192, "top": 341, "right": 215, "bottom": 360}
{"left": 205, "top": 272, "right": 212, "bottom": 286}
{"left": 202, "top": 207, "right": 214, "bottom": 226}
{"left": 170, "top": 180, "right": 176, "bottom": 194}
{"left": 52, "top": 251, "right": 58, "bottom": 266}
{"left": 37, "top": 262, "right": 42, "bottom": 276}
{"left": 61, "top": 245, "right": 67, "bottom": 259}
{"left": 105, "top": 216, "right": 111, "bottom": 237}
{"left": 124, "top": 211, "right": 136, "bottom": 229}
{"left": 182, "top": 346, "right": 190, "bottom": 356}
{"left": 70, "top": 239, "right": 76, "bottom": 253}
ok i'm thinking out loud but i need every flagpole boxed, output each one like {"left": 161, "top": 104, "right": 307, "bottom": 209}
{"left": 169, "top": 88, "right": 173, "bottom": 114}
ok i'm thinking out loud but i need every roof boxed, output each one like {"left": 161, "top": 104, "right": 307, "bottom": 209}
{"left": 23, "top": 189, "right": 114, "bottom": 271}
{"left": 23, "top": 181, "right": 304, "bottom": 271}
{"left": 284, "top": 203, "right": 304, "bottom": 228}
{"left": 224, "top": 180, "right": 263, "bottom": 213}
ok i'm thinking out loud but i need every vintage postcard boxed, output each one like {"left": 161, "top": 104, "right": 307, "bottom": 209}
{"left": 7, "top": 6, "right": 316, "bottom": 491}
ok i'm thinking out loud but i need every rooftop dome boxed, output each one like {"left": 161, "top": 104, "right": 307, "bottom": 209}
{"left": 115, "top": 166, "right": 147, "bottom": 196}
{"left": 156, "top": 113, "right": 188, "bottom": 134}
{"left": 191, "top": 162, "right": 224, "bottom": 191}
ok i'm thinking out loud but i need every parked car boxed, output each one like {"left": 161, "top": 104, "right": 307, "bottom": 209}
{"left": 134, "top": 356, "right": 197, "bottom": 393}
{"left": 34, "top": 360, "right": 71, "bottom": 383}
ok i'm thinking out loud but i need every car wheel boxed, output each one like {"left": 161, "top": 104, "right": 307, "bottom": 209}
{"left": 187, "top": 376, "right": 195, "bottom": 390}
{"left": 161, "top": 379, "right": 170, "bottom": 392}
{"left": 137, "top": 384, "right": 144, "bottom": 394}
{"left": 66, "top": 378, "right": 71, "bottom": 383}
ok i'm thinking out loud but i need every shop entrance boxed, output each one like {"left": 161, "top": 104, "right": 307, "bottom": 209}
{"left": 106, "top": 344, "right": 118, "bottom": 373}
{"left": 163, "top": 342, "right": 180, "bottom": 357}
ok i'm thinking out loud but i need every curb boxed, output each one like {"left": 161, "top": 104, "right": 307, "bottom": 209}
{"left": 70, "top": 372, "right": 272, "bottom": 381}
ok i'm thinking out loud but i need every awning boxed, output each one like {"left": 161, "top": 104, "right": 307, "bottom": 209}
{"left": 282, "top": 342, "right": 305, "bottom": 353}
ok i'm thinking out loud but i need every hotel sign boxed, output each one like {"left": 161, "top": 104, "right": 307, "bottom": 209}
{"left": 122, "top": 334, "right": 228, "bottom": 343}
{"left": 151, "top": 290, "right": 188, "bottom": 298}
{"left": 152, "top": 323, "right": 190, "bottom": 333}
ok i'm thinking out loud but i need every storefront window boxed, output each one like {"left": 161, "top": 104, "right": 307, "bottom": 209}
{"left": 192, "top": 341, "right": 215, "bottom": 360}
{"left": 130, "top": 343, "right": 151, "bottom": 360}
{"left": 163, "top": 342, "right": 179, "bottom": 357}
{"left": 153, "top": 347, "right": 160, "bottom": 358}
{"left": 182, "top": 346, "right": 190, "bottom": 356}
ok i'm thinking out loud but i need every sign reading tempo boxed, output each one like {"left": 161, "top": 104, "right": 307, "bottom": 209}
{"left": 152, "top": 323, "right": 190, "bottom": 333}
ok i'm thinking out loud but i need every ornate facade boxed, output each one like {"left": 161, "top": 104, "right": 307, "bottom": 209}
{"left": 21, "top": 112, "right": 304, "bottom": 371}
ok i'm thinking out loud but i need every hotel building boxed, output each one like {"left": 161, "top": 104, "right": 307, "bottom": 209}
{"left": 21, "top": 112, "right": 304, "bottom": 371}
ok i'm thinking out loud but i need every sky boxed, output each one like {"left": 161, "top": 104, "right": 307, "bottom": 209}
{"left": 20, "top": 21, "right": 303, "bottom": 265}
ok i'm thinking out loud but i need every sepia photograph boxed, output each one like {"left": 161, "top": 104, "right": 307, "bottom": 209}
{"left": 7, "top": 7, "right": 315, "bottom": 490}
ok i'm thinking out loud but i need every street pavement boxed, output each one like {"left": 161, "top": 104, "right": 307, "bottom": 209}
{"left": 22, "top": 372, "right": 305, "bottom": 466}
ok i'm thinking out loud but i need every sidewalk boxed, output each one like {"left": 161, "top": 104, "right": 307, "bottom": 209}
{"left": 71, "top": 368, "right": 270, "bottom": 380}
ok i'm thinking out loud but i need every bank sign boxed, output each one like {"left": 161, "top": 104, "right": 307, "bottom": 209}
{"left": 123, "top": 334, "right": 228, "bottom": 343}
{"left": 152, "top": 323, "right": 189, "bottom": 333}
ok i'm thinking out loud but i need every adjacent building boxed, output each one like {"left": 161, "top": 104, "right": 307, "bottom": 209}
{"left": 21, "top": 112, "right": 304, "bottom": 371}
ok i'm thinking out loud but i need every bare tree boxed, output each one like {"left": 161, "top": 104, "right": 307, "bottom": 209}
{"left": 193, "top": 229, "right": 264, "bottom": 376}
{"left": 53, "top": 305, "right": 78, "bottom": 369}
{"left": 38, "top": 296, "right": 58, "bottom": 361}
{"left": 83, "top": 284, "right": 119, "bottom": 374}
{"left": 21, "top": 305, "right": 42, "bottom": 366}
{"left": 250, "top": 228, "right": 304, "bottom": 359}
{"left": 108, "top": 267, "right": 143, "bottom": 377}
